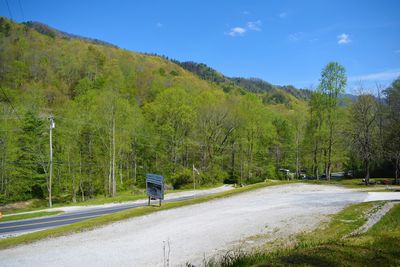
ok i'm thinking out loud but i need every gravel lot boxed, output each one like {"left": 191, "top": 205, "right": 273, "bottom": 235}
{"left": 0, "top": 184, "right": 398, "bottom": 267}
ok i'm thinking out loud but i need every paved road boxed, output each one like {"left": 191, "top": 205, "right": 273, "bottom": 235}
{"left": 0, "top": 192, "right": 222, "bottom": 236}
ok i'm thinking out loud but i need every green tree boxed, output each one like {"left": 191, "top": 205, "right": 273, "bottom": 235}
{"left": 317, "top": 62, "right": 347, "bottom": 180}
{"left": 13, "top": 111, "right": 47, "bottom": 200}
{"left": 145, "top": 87, "right": 195, "bottom": 176}
{"left": 306, "top": 91, "right": 325, "bottom": 179}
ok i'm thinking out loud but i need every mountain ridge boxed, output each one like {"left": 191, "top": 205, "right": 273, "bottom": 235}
{"left": 19, "top": 19, "right": 319, "bottom": 102}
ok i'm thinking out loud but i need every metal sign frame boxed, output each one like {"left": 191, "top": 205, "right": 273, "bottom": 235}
{"left": 146, "top": 173, "right": 164, "bottom": 206}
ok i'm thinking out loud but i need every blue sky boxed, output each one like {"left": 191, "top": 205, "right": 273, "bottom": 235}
{"left": 1, "top": 0, "right": 400, "bottom": 92}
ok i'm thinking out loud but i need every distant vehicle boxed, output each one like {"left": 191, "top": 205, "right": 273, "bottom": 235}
{"left": 345, "top": 170, "right": 354, "bottom": 178}
{"left": 319, "top": 172, "right": 346, "bottom": 179}
{"left": 279, "top": 168, "right": 292, "bottom": 179}
{"left": 331, "top": 172, "right": 345, "bottom": 179}
{"left": 299, "top": 171, "right": 306, "bottom": 179}
{"left": 279, "top": 168, "right": 290, "bottom": 174}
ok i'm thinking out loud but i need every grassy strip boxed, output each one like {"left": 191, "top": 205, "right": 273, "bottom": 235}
{"left": 0, "top": 180, "right": 291, "bottom": 250}
{"left": 0, "top": 211, "right": 63, "bottom": 222}
{"left": 2, "top": 184, "right": 225, "bottom": 215}
{"left": 211, "top": 201, "right": 400, "bottom": 267}
{"left": 1, "top": 193, "right": 148, "bottom": 215}
{"left": 303, "top": 178, "right": 400, "bottom": 189}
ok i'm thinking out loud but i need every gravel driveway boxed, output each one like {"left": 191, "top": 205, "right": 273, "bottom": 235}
{"left": 0, "top": 184, "right": 392, "bottom": 267}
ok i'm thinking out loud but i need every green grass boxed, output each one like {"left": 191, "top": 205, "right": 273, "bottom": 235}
{"left": 303, "top": 178, "right": 400, "bottom": 190}
{"left": 0, "top": 180, "right": 292, "bottom": 250}
{"left": 71, "top": 192, "right": 147, "bottom": 206}
{"left": 209, "top": 201, "right": 400, "bottom": 267}
{"left": 0, "top": 211, "right": 63, "bottom": 222}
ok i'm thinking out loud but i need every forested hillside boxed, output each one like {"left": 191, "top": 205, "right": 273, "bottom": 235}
{"left": 177, "top": 60, "right": 313, "bottom": 102}
{"left": 0, "top": 17, "right": 399, "bottom": 206}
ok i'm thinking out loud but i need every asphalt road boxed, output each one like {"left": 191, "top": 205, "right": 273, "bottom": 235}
{"left": 0, "top": 195, "right": 199, "bottom": 236}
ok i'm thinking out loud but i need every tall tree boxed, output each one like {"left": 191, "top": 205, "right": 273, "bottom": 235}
{"left": 317, "top": 62, "right": 347, "bottom": 180}
{"left": 306, "top": 91, "right": 325, "bottom": 179}
{"left": 349, "top": 93, "right": 378, "bottom": 184}
{"left": 289, "top": 110, "right": 306, "bottom": 179}
{"left": 384, "top": 78, "right": 400, "bottom": 183}
{"left": 13, "top": 111, "right": 47, "bottom": 200}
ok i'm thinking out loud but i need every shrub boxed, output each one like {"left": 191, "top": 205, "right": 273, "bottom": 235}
{"left": 200, "top": 165, "right": 228, "bottom": 185}
{"left": 170, "top": 167, "right": 192, "bottom": 189}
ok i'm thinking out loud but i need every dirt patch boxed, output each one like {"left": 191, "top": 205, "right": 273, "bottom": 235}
{"left": 0, "top": 200, "right": 37, "bottom": 213}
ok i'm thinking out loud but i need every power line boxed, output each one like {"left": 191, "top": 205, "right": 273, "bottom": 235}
{"left": 4, "top": 0, "right": 13, "bottom": 20}
{"left": 18, "top": 0, "right": 25, "bottom": 21}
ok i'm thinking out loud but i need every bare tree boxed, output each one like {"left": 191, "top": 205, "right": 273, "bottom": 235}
{"left": 350, "top": 90, "right": 378, "bottom": 184}
{"left": 384, "top": 78, "right": 400, "bottom": 184}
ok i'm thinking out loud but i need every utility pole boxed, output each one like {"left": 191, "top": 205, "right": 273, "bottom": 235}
{"left": 48, "top": 116, "right": 55, "bottom": 208}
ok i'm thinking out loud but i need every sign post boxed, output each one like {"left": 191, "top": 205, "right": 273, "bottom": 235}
{"left": 146, "top": 173, "right": 164, "bottom": 206}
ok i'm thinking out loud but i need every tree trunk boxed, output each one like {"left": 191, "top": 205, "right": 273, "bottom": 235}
{"left": 107, "top": 123, "right": 112, "bottom": 197}
{"left": 248, "top": 131, "right": 254, "bottom": 180}
{"left": 119, "top": 161, "right": 123, "bottom": 185}
{"left": 68, "top": 153, "right": 76, "bottom": 203}
{"left": 395, "top": 156, "right": 399, "bottom": 184}
{"left": 240, "top": 143, "right": 243, "bottom": 185}
{"left": 296, "top": 133, "right": 300, "bottom": 179}
{"left": 327, "top": 124, "right": 333, "bottom": 181}
{"left": 313, "top": 141, "right": 319, "bottom": 179}
{"left": 112, "top": 115, "right": 116, "bottom": 197}
{"left": 79, "top": 152, "right": 85, "bottom": 201}
{"left": 1, "top": 154, "right": 4, "bottom": 194}
{"left": 172, "top": 138, "right": 177, "bottom": 174}
{"left": 88, "top": 136, "right": 94, "bottom": 198}
{"left": 186, "top": 144, "right": 189, "bottom": 168}
{"left": 134, "top": 153, "right": 137, "bottom": 184}
{"left": 126, "top": 156, "right": 129, "bottom": 182}
{"left": 48, "top": 120, "right": 53, "bottom": 208}
{"left": 365, "top": 159, "right": 370, "bottom": 185}
{"left": 230, "top": 142, "right": 235, "bottom": 179}
{"left": 108, "top": 157, "right": 112, "bottom": 196}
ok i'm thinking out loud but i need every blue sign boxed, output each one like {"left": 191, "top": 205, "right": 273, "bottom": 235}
{"left": 146, "top": 173, "right": 164, "bottom": 200}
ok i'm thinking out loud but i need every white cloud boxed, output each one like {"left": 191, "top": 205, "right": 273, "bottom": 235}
{"left": 337, "top": 33, "right": 351, "bottom": 44}
{"left": 349, "top": 69, "right": 400, "bottom": 82}
{"left": 288, "top": 32, "right": 304, "bottom": 42}
{"left": 227, "top": 20, "right": 262, "bottom": 37}
{"left": 228, "top": 27, "right": 247, "bottom": 36}
{"left": 279, "top": 12, "right": 287, "bottom": 19}
{"left": 156, "top": 22, "right": 163, "bottom": 28}
{"left": 247, "top": 20, "right": 262, "bottom": 31}
{"left": 243, "top": 11, "right": 250, "bottom": 15}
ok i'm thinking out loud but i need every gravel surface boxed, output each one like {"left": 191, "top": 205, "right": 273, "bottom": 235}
{"left": 351, "top": 201, "right": 399, "bottom": 236}
{"left": 0, "top": 184, "right": 372, "bottom": 267}
{"left": 362, "top": 192, "right": 400, "bottom": 202}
